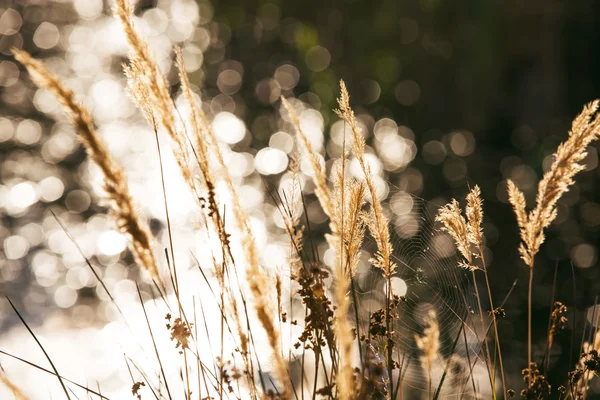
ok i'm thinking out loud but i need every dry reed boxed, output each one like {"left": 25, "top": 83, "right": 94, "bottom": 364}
{"left": 436, "top": 185, "right": 508, "bottom": 397}
{"left": 115, "top": 0, "right": 197, "bottom": 199}
{"left": 508, "top": 101, "right": 600, "bottom": 268}
{"left": 435, "top": 198, "right": 477, "bottom": 272}
{"left": 334, "top": 81, "right": 396, "bottom": 278}
{"left": 11, "top": 9, "right": 600, "bottom": 395}
{"left": 115, "top": 0, "right": 289, "bottom": 396}
{"left": 334, "top": 80, "right": 400, "bottom": 397}
{"left": 330, "top": 155, "right": 367, "bottom": 400}
{"left": 507, "top": 100, "right": 600, "bottom": 383}
{"left": 12, "top": 48, "right": 159, "bottom": 279}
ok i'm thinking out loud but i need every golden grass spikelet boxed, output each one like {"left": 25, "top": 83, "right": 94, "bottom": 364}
{"left": 12, "top": 49, "right": 158, "bottom": 278}
{"left": 329, "top": 153, "right": 367, "bottom": 399}
{"left": 174, "top": 47, "right": 210, "bottom": 174}
{"left": 0, "top": 369, "right": 28, "bottom": 400}
{"left": 465, "top": 185, "right": 484, "bottom": 248}
{"left": 435, "top": 185, "right": 486, "bottom": 270}
{"left": 114, "top": 0, "right": 197, "bottom": 198}
{"left": 508, "top": 100, "right": 600, "bottom": 267}
{"left": 335, "top": 80, "right": 396, "bottom": 277}
{"left": 507, "top": 180, "right": 527, "bottom": 229}
{"left": 329, "top": 157, "right": 367, "bottom": 275}
{"left": 435, "top": 198, "right": 477, "bottom": 271}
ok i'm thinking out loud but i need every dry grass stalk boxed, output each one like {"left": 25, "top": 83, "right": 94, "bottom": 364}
{"left": 176, "top": 41, "right": 283, "bottom": 389}
{"left": 115, "top": 0, "right": 197, "bottom": 198}
{"left": 436, "top": 186, "right": 506, "bottom": 396}
{"left": 466, "top": 186, "right": 507, "bottom": 398}
{"left": 465, "top": 185, "right": 483, "bottom": 247}
{"left": 201, "top": 99, "right": 290, "bottom": 400}
{"left": 508, "top": 100, "right": 600, "bottom": 268}
{"left": 0, "top": 369, "right": 28, "bottom": 400}
{"left": 282, "top": 92, "right": 367, "bottom": 397}
{"left": 334, "top": 80, "right": 396, "bottom": 278}
{"left": 174, "top": 46, "right": 232, "bottom": 256}
{"left": 116, "top": 1, "right": 288, "bottom": 395}
{"left": 507, "top": 100, "right": 600, "bottom": 385}
{"left": 329, "top": 153, "right": 367, "bottom": 399}
{"left": 334, "top": 80, "right": 400, "bottom": 397}
{"left": 13, "top": 49, "right": 158, "bottom": 278}
{"left": 181, "top": 42, "right": 291, "bottom": 400}
{"left": 175, "top": 31, "right": 287, "bottom": 400}
{"left": 415, "top": 309, "right": 440, "bottom": 400}
{"left": 435, "top": 198, "right": 477, "bottom": 271}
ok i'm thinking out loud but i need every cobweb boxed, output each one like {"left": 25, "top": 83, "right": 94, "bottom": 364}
{"left": 358, "top": 183, "right": 491, "bottom": 398}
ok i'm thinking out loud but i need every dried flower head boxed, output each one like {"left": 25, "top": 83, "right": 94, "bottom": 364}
{"left": 521, "top": 362, "right": 551, "bottom": 399}
{"left": 436, "top": 198, "right": 477, "bottom": 271}
{"left": 508, "top": 101, "right": 600, "bottom": 267}
{"left": 166, "top": 314, "right": 192, "bottom": 353}
{"left": 569, "top": 330, "right": 600, "bottom": 398}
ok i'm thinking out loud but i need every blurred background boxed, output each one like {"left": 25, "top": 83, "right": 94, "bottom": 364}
{"left": 2, "top": 0, "right": 600, "bottom": 397}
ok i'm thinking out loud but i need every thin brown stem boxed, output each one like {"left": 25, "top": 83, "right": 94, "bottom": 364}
{"left": 528, "top": 264, "right": 534, "bottom": 387}
{"left": 470, "top": 270, "right": 496, "bottom": 395}
{"left": 386, "top": 273, "right": 393, "bottom": 397}
{"left": 478, "top": 245, "right": 507, "bottom": 398}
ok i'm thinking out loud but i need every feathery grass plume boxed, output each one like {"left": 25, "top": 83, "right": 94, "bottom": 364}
{"left": 13, "top": 49, "right": 158, "bottom": 278}
{"left": 281, "top": 96, "right": 334, "bottom": 221}
{"left": 415, "top": 310, "right": 440, "bottom": 400}
{"left": 114, "top": 0, "right": 197, "bottom": 198}
{"left": 507, "top": 180, "right": 527, "bottom": 232}
{"left": 174, "top": 46, "right": 232, "bottom": 254}
{"left": 436, "top": 187, "right": 504, "bottom": 396}
{"left": 118, "top": 2, "right": 288, "bottom": 395}
{"left": 466, "top": 185, "right": 483, "bottom": 247}
{"left": 507, "top": 100, "right": 600, "bottom": 385}
{"left": 507, "top": 100, "right": 600, "bottom": 268}
{"left": 0, "top": 368, "right": 28, "bottom": 400}
{"left": 466, "top": 185, "right": 508, "bottom": 397}
{"left": 334, "top": 80, "right": 396, "bottom": 277}
{"left": 329, "top": 159, "right": 367, "bottom": 277}
{"left": 334, "top": 80, "right": 400, "bottom": 397}
{"left": 329, "top": 153, "right": 367, "bottom": 399}
{"left": 435, "top": 198, "right": 477, "bottom": 271}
